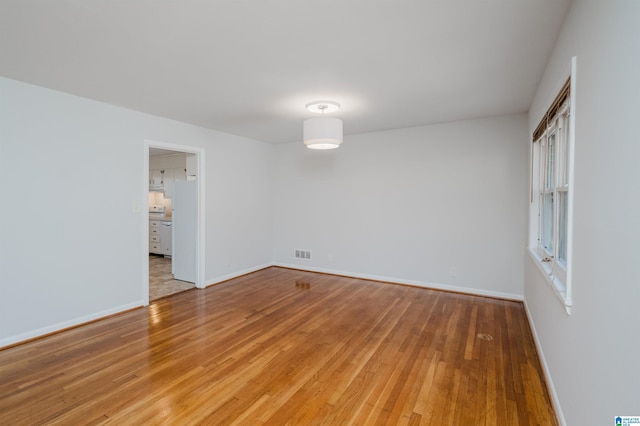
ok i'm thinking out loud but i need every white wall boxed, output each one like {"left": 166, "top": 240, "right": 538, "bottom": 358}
{"left": 0, "top": 77, "right": 274, "bottom": 346}
{"left": 273, "top": 115, "right": 528, "bottom": 299}
{"left": 525, "top": 1, "right": 640, "bottom": 424}
{"left": 7, "top": 6, "right": 638, "bottom": 419}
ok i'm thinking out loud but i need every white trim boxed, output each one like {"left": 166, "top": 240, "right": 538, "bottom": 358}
{"left": 565, "top": 56, "right": 577, "bottom": 310}
{"left": 527, "top": 249, "right": 571, "bottom": 314}
{"left": 523, "top": 299, "right": 566, "bottom": 426}
{"left": 143, "top": 140, "right": 206, "bottom": 304}
{"left": 273, "top": 263, "right": 524, "bottom": 301}
{"left": 142, "top": 149, "right": 150, "bottom": 305}
{"left": 528, "top": 57, "right": 576, "bottom": 315}
{"left": 2, "top": 262, "right": 525, "bottom": 347}
{"left": 205, "top": 263, "right": 273, "bottom": 287}
{"left": 197, "top": 151, "right": 206, "bottom": 289}
{"left": 0, "top": 301, "right": 143, "bottom": 349}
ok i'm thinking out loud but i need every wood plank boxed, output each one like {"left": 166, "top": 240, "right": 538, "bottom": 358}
{"left": 0, "top": 267, "right": 557, "bottom": 425}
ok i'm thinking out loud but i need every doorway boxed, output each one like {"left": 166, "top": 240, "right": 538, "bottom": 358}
{"left": 143, "top": 141, "right": 205, "bottom": 305}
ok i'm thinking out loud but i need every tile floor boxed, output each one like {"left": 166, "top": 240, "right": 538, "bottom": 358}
{"left": 149, "top": 254, "right": 195, "bottom": 301}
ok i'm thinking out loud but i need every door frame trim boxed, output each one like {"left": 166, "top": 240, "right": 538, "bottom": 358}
{"left": 143, "top": 140, "right": 206, "bottom": 306}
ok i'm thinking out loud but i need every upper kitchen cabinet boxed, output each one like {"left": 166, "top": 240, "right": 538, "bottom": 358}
{"left": 149, "top": 169, "right": 164, "bottom": 191}
{"left": 163, "top": 167, "right": 186, "bottom": 199}
{"left": 174, "top": 167, "right": 187, "bottom": 182}
{"left": 186, "top": 154, "right": 197, "bottom": 180}
{"left": 149, "top": 153, "right": 187, "bottom": 199}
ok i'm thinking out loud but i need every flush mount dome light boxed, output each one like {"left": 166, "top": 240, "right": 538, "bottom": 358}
{"left": 303, "top": 100, "right": 343, "bottom": 150}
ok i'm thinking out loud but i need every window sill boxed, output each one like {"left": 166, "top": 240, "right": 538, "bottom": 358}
{"left": 527, "top": 248, "right": 572, "bottom": 315}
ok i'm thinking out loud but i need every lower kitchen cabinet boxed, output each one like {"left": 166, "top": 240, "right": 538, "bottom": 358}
{"left": 149, "top": 220, "right": 162, "bottom": 254}
{"left": 149, "top": 219, "right": 172, "bottom": 256}
{"left": 160, "top": 221, "right": 172, "bottom": 257}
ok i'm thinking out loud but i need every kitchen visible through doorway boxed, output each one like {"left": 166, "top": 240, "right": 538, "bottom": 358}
{"left": 147, "top": 146, "right": 199, "bottom": 302}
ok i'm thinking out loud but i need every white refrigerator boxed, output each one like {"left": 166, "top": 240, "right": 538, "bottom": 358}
{"left": 172, "top": 180, "right": 197, "bottom": 283}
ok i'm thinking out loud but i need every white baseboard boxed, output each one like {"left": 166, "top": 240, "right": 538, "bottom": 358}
{"left": 1, "top": 261, "right": 274, "bottom": 348}
{"left": 0, "top": 301, "right": 143, "bottom": 349}
{"left": 204, "top": 263, "right": 273, "bottom": 288}
{"left": 523, "top": 299, "right": 566, "bottom": 426}
{"left": 1, "top": 264, "right": 523, "bottom": 349}
{"left": 273, "top": 263, "right": 523, "bottom": 301}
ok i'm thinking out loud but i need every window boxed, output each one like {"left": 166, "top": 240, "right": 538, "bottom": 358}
{"left": 529, "top": 57, "right": 576, "bottom": 314}
{"left": 536, "top": 101, "right": 569, "bottom": 281}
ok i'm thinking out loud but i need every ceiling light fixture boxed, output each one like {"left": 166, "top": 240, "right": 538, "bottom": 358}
{"left": 303, "top": 100, "right": 343, "bottom": 150}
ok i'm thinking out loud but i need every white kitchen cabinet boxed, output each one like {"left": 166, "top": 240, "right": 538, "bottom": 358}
{"left": 163, "top": 167, "right": 186, "bottom": 199}
{"left": 150, "top": 219, "right": 172, "bottom": 256}
{"left": 174, "top": 167, "right": 186, "bottom": 182}
{"left": 160, "top": 221, "right": 172, "bottom": 257}
{"left": 149, "top": 153, "right": 188, "bottom": 197}
{"left": 186, "top": 154, "right": 197, "bottom": 180}
{"left": 149, "top": 169, "right": 164, "bottom": 191}
{"left": 162, "top": 168, "right": 174, "bottom": 198}
{"left": 149, "top": 220, "right": 162, "bottom": 254}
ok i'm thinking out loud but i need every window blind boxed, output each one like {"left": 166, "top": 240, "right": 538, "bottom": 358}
{"left": 532, "top": 78, "right": 571, "bottom": 142}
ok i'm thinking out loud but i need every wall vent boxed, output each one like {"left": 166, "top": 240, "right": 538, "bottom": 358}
{"left": 294, "top": 249, "right": 312, "bottom": 260}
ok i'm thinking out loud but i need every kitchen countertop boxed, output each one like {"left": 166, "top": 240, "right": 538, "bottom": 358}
{"left": 149, "top": 216, "right": 172, "bottom": 222}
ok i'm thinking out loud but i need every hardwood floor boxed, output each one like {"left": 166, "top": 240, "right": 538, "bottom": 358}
{"left": 0, "top": 267, "right": 557, "bottom": 425}
{"left": 149, "top": 254, "right": 195, "bottom": 301}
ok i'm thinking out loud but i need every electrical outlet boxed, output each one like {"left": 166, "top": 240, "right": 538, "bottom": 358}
{"left": 449, "top": 267, "right": 457, "bottom": 277}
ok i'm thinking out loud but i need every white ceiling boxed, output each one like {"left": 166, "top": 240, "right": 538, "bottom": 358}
{"left": 0, "top": 0, "right": 571, "bottom": 144}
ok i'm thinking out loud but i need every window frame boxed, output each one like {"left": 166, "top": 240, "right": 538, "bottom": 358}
{"left": 529, "top": 57, "right": 576, "bottom": 315}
